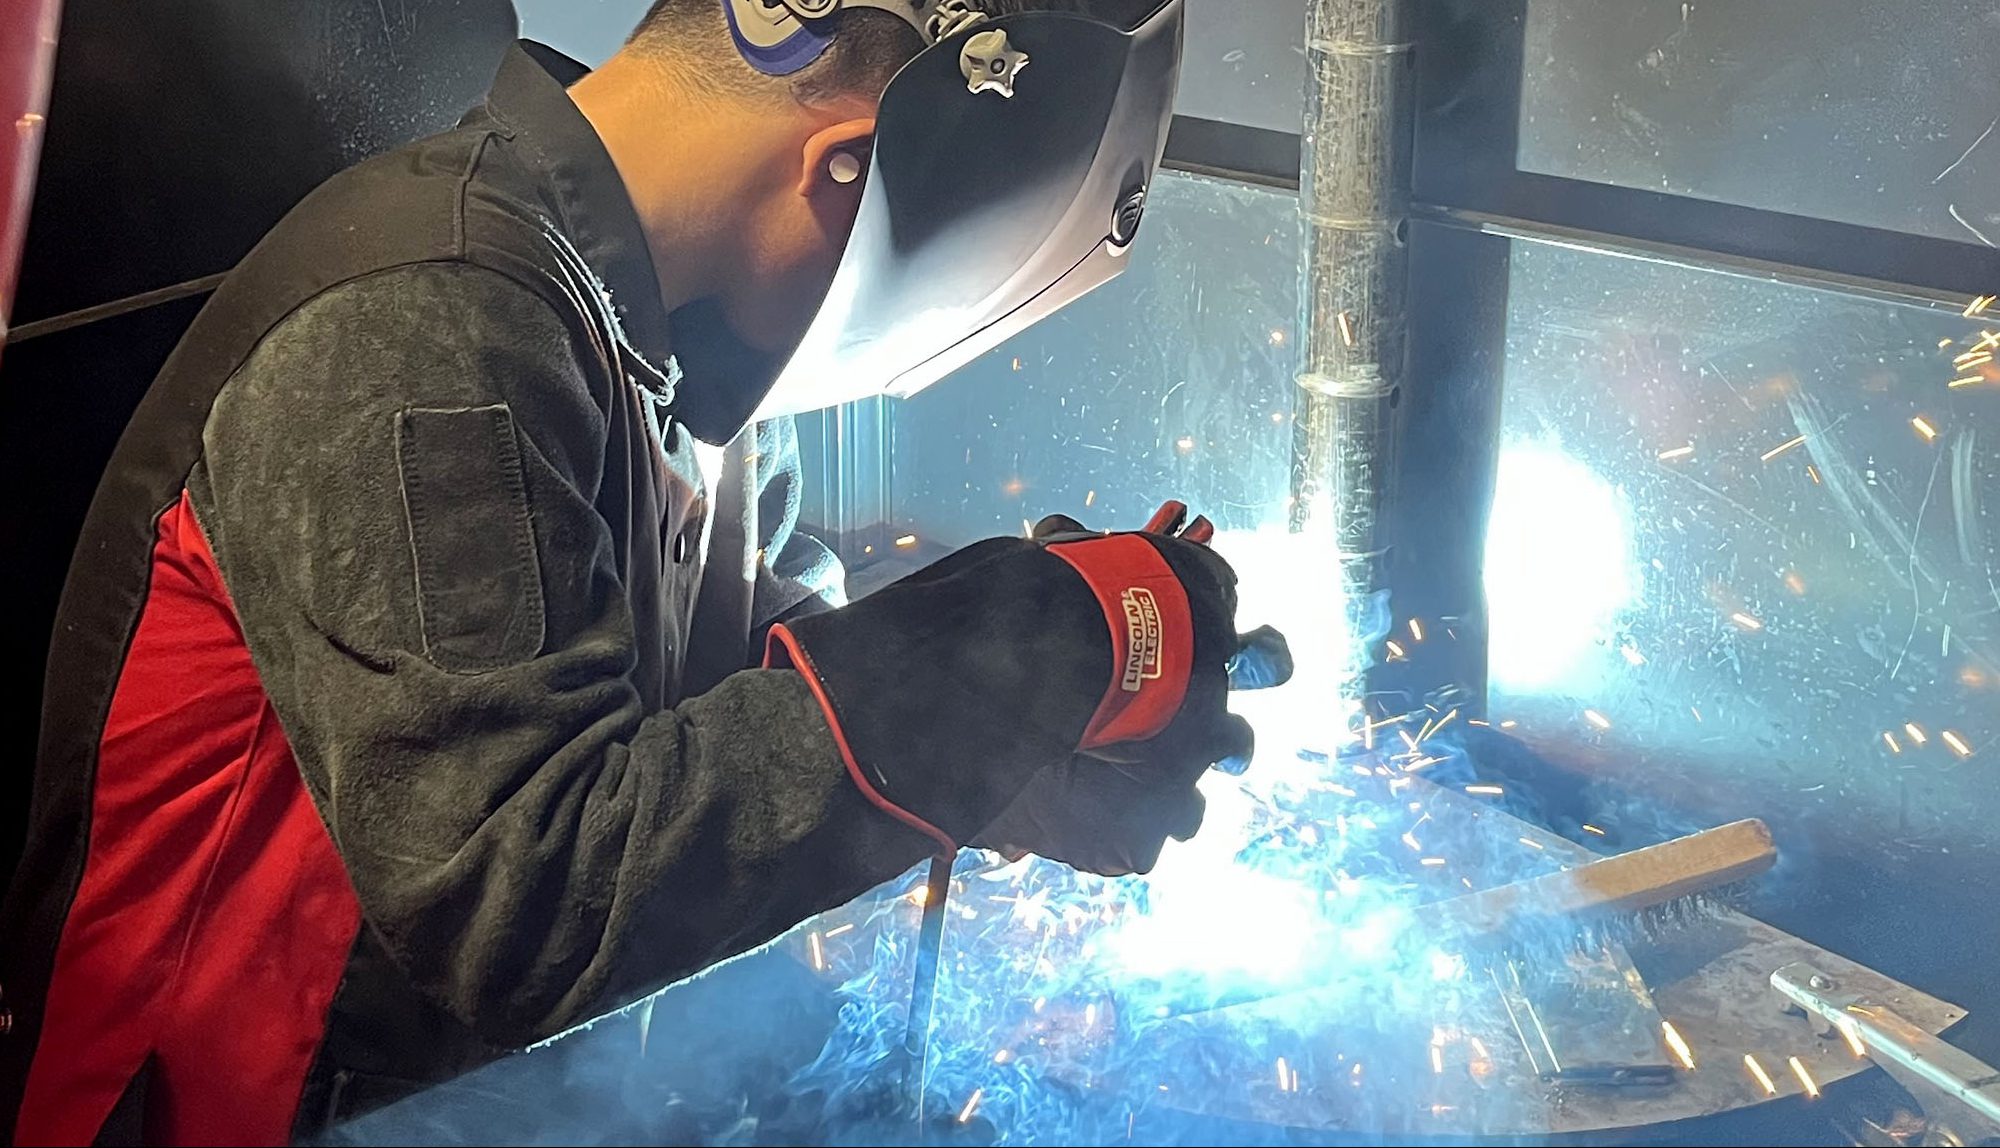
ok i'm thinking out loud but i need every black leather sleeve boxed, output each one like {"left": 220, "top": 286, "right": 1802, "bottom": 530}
{"left": 187, "top": 262, "right": 933, "bottom": 1048}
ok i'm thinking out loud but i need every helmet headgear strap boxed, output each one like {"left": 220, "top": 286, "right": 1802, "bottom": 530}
{"left": 722, "top": 1, "right": 992, "bottom": 77}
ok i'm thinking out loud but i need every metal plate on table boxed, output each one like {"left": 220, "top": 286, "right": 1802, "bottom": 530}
{"left": 1143, "top": 780, "right": 1966, "bottom": 1140}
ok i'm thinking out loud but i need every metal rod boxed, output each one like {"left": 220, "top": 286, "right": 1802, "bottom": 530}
{"left": 1292, "top": 0, "right": 1416, "bottom": 705}
{"left": 5, "top": 271, "right": 228, "bottom": 344}
{"left": 1409, "top": 202, "right": 1975, "bottom": 311}
{"left": 903, "top": 851, "right": 955, "bottom": 1123}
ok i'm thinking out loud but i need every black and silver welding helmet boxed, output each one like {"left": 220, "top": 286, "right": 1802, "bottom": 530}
{"left": 733, "top": 0, "right": 1186, "bottom": 418}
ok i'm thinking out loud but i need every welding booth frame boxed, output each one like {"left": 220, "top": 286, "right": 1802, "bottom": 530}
{"left": 14, "top": 0, "right": 2000, "bottom": 740}
{"left": 1146, "top": 0, "right": 2000, "bottom": 716}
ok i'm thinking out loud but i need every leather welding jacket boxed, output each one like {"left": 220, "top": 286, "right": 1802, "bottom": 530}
{"left": 1, "top": 42, "right": 938, "bottom": 1146}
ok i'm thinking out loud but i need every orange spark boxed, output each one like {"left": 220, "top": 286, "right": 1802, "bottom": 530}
{"left": 1744, "top": 1054, "right": 1778, "bottom": 1095}
{"left": 1760, "top": 435, "right": 1807, "bottom": 462}
{"left": 1787, "top": 1056, "right": 1821, "bottom": 1099}
{"left": 1661, "top": 1022, "right": 1696, "bottom": 1069}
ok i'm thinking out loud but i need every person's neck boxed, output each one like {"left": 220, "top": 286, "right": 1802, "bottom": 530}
{"left": 567, "top": 55, "right": 776, "bottom": 319}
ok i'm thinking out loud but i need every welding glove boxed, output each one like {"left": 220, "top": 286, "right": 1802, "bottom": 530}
{"left": 763, "top": 504, "right": 1282, "bottom": 867}
{"left": 968, "top": 515, "right": 1291, "bottom": 876}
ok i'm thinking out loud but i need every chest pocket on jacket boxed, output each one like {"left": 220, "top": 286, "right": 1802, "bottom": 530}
{"left": 395, "top": 403, "right": 547, "bottom": 672}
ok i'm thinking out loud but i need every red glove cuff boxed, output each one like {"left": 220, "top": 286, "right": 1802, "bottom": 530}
{"left": 1044, "top": 534, "right": 1194, "bottom": 749}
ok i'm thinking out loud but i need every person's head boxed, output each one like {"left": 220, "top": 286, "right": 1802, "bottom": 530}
{"left": 604, "top": 1, "right": 937, "bottom": 356}
{"left": 580, "top": 1, "right": 1153, "bottom": 339}
{"left": 572, "top": 0, "right": 1178, "bottom": 430}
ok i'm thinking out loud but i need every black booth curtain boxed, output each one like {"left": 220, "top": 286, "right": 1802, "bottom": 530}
{"left": 1, "top": 0, "right": 521, "bottom": 885}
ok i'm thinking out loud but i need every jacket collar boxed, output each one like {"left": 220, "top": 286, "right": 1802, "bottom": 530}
{"left": 476, "top": 43, "right": 683, "bottom": 401}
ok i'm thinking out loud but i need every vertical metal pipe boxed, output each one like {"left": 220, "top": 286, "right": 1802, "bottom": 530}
{"left": 1291, "top": 0, "right": 1415, "bottom": 708}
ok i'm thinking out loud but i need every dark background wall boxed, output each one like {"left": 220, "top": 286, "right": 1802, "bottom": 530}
{"left": 0, "top": 0, "right": 520, "bottom": 887}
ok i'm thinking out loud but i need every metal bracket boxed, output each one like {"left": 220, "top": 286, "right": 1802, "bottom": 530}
{"left": 1773, "top": 961, "right": 2000, "bottom": 1138}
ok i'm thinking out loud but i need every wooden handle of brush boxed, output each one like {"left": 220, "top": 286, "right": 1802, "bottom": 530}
{"left": 1420, "top": 818, "right": 1776, "bottom": 940}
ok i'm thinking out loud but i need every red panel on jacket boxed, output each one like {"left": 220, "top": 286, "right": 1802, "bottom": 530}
{"left": 17, "top": 492, "right": 361, "bottom": 1146}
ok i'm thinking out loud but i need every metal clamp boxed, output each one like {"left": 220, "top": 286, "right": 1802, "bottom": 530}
{"left": 1773, "top": 961, "right": 2000, "bottom": 1137}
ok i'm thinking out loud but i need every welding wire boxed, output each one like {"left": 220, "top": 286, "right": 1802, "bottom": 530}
{"left": 904, "top": 853, "right": 956, "bottom": 1121}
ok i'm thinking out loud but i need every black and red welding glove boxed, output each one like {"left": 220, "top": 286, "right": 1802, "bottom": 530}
{"left": 972, "top": 624, "right": 1294, "bottom": 875}
{"left": 968, "top": 514, "right": 1292, "bottom": 875}
{"left": 764, "top": 504, "right": 1279, "bottom": 865}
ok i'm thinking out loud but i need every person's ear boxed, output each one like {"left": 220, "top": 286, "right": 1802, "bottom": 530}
{"left": 797, "top": 117, "right": 877, "bottom": 200}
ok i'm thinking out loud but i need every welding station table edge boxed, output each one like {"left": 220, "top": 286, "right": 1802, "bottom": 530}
{"left": 1162, "top": 778, "right": 1966, "bottom": 1140}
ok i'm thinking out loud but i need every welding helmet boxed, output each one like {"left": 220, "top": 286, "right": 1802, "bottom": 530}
{"left": 735, "top": 0, "right": 1186, "bottom": 418}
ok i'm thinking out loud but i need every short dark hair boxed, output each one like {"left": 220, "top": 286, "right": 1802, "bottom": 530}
{"left": 629, "top": 1, "right": 1154, "bottom": 108}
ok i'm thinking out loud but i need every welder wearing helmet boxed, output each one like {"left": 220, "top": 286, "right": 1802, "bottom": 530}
{"left": 1, "top": 2, "right": 1284, "bottom": 1143}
